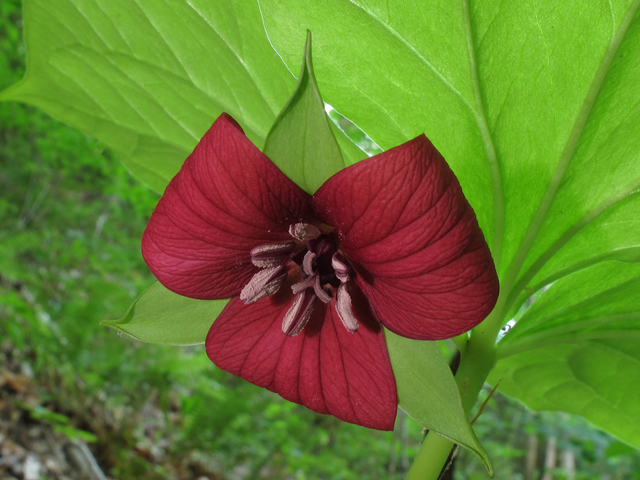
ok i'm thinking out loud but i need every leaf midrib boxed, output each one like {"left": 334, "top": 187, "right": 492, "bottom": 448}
{"left": 343, "top": 0, "right": 505, "bottom": 263}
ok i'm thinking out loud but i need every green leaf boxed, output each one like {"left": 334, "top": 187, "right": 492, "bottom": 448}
{"left": 0, "top": 0, "right": 298, "bottom": 192}
{"left": 259, "top": 0, "right": 640, "bottom": 448}
{"left": 490, "top": 338, "right": 640, "bottom": 448}
{"left": 0, "top": 0, "right": 365, "bottom": 193}
{"left": 385, "top": 331, "right": 493, "bottom": 474}
{"left": 505, "top": 194, "right": 640, "bottom": 322}
{"left": 497, "top": 262, "right": 640, "bottom": 359}
{"left": 263, "top": 31, "right": 346, "bottom": 193}
{"left": 103, "top": 282, "right": 228, "bottom": 346}
{"left": 491, "top": 261, "right": 640, "bottom": 446}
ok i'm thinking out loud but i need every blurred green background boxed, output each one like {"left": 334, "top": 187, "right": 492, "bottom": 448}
{"left": 1, "top": 1, "right": 639, "bottom": 478}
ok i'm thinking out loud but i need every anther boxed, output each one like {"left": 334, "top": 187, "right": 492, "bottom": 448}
{"left": 335, "top": 284, "right": 358, "bottom": 333}
{"left": 250, "top": 241, "right": 295, "bottom": 268}
{"left": 331, "top": 253, "right": 350, "bottom": 283}
{"left": 289, "top": 223, "right": 321, "bottom": 241}
{"left": 282, "top": 291, "right": 317, "bottom": 336}
{"left": 240, "top": 265, "right": 286, "bottom": 304}
{"left": 302, "top": 251, "right": 316, "bottom": 276}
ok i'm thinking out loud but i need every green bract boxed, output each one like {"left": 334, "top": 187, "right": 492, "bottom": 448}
{"left": 103, "top": 282, "right": 228, "bottom": 346}
{"left": 263, "top": 31, "right": 346, "bottom": 193}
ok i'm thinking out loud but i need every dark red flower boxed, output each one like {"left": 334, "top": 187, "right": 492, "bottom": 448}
{"left": 142, "top": 113, "right": 498, "bottom": 431}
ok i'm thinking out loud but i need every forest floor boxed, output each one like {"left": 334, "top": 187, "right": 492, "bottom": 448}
{"left": 1, "top": 342, "right": 108, "bottom": 480}
{"left": 0, "top": 340, "right": 226, "bottom": 480}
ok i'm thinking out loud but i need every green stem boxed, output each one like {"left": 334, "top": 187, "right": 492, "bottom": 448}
{"left": 405, "top": 307, "right": 503, "bottom": 479}
{"left": 405, "top": 431, "right": 454, "bottom": 480}
{"left": 450, "top": 332, "right": 469, "bottom": 355}
{"left": 454, "top": 315, "right": 499, "bottom": 413}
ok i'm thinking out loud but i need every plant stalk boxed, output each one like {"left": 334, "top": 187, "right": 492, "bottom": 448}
{"left": 405, "top": 432, "right": 454, "bottom": 480}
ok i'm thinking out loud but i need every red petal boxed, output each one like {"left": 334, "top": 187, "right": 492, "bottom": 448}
{"left": 312, "top": 135, "right": 499, "bottom": 340}
{"left": 142, "top": 114, "right": 313, "bottom": 299}
{"left": 206, "top": 289, "right": 397, "bottom": 430}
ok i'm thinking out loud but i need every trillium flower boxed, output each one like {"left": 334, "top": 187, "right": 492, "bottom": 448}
{"left": 142, "top": 113, "right": 499, "bottom": 431}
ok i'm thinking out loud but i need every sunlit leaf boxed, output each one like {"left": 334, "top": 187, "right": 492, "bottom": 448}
{"left": 259, "top": 0, "right": 640, "bottom": 447}
{"left": 0, "top": 0, "right": 297, "bottom": 192}
{"left": 498, "top": 262, "right": 640, "bottom": 358}
{"left": 490, "top": 339, "right": 640, "bottom": 448}
{"left": 493, "top": 261, "right": 640, "bottom": 447}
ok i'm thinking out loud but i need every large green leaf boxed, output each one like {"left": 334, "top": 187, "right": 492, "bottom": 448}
{"left": 263, "top": 32, "right": 345, "bottom": 193}
{"left": 0, "top": 0, "right": 296, "bottom": 192}
{"left": 490, "top": 339, "right": 640, "bottom": 448}
{"left": 386, "top": 331, "right": 492, "bottom": 474}
{"left": 259, "top": 0, "right": 640, "bottom": 446}
{"left": 0, "top": 0, "right": 365, "bottom": 193}
{"left": 102, "top": 282, "right": 228, "bottom": 345}
{"left": 497, "top": 262, "right": 640, "bottom": 359}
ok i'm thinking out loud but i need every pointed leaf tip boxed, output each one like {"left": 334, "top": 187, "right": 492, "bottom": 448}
{"left": 107, "top": 282, "right": 228, "bottom": 346}
{"left": 385, "top": 331, "right": 493, "bottom": 474}
{"left": 263, "top": 31, "right": 345, "bottom": 194}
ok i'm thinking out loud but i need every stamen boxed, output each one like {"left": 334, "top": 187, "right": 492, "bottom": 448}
{"left": 302, "top": 251, "right": 316, "bottom": 276}
{"left": 331, "top": 253, "right": 350, "bottom": 283}
{"left": 282, "top": 291, "right": 317, "bottom": 336}
{"left": 335, "top": 284, "right": 358, "bottom": 333}
{"left": 289, "top": 223, "right": 321, "bottom": 241}
{"left": 250, "top": 241, "right": 295, "bottom": 268}
{"left": 313, "top": 276, "right": 332, "bottom": 303}
{"left": 292, "top": 274, "right": 315, "bottom": 294}
{"left": 240, "top": 265, "right": 286, "bottom": 304}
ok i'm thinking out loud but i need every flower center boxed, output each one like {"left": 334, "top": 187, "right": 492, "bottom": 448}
{"left": 240, "top": 223, "right": 359, "bottom": 336}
